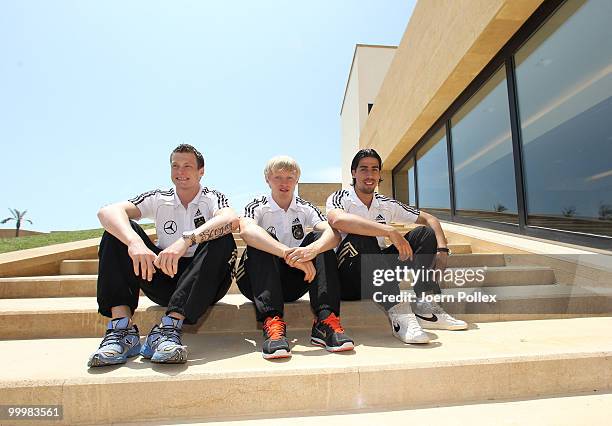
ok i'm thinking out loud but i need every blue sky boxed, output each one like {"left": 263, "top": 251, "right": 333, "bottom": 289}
{"left": 0, "top": 0, "right": 416, "bottom": 231}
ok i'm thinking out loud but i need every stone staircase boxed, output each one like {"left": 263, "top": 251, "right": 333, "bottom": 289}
{"left": 1, "top": 227, "right": 611, "bottom": 425}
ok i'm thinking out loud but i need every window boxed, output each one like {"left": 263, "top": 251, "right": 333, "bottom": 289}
{"left": 515, "top": 0, "right": 612, "bottom": 237}
{"left": 393, "top": 157, "right": 416, "bottom": 206}
{"left": 416, "top": 128, "right": 450, "bottom": 214}
{"left": 451, "top": 66, "right": 518, "bottom": 224}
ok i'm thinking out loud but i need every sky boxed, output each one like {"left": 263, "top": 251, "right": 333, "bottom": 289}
{"left": 0, "top": 0, "right": 416, "bottom": 231}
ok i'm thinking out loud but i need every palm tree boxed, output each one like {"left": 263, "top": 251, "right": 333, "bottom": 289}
{"left": 1, "top": 209, "right": 33, "bottom": 237}
{"left": 561, "top": 206, "right": 576, "bottom": 218}
{"left": 493, "top": 203, "right": 508, "bottom": 213}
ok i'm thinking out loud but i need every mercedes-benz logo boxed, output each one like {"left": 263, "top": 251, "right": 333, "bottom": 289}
{"left": 163, "top": 220, "right": 177, "bottom": 234}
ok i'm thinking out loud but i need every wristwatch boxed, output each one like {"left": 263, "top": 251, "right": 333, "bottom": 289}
{"left": 182, "top": 231, "right": 197, "bottom": 247}
{"left": 436, "top": 247, "right": 451, "bottom": 255}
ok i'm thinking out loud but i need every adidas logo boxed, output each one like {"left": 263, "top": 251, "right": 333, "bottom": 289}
{"left": 195, "top": 208, "right": 202, "bottom": 217}
{"left": 375, "top": 214, "right": 386, "bottom": 223}
{"left": 292, "top": 218, "right": 301, "bottom": 224}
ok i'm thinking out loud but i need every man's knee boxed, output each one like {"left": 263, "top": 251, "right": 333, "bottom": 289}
{"left": 99, "top": 230, "right": 124, "bottom": 252}
{"left": 408, "top": 226, "right": 436, "bottom": 242}
{"left": 197, "top": 233, "right": 236, "bottom": 259}
{"left": 304, "top": 230, "right": 323, "bottom": 244}
{"left": 245, "top": 244, "right": 272, "bottom": 259}
{"left": 208, "top": 233, "right": 235, "bottom": 248}
{"left": 100, "top": 221, "right": 145, "bottom": 249}
{"left": 320, "top": 247, "right": 338, "bottom": 261}
{"left": 406, "top": 226, "right": 438, "bottom": 254}
{"left": 342, "top": 234, "right": 379, "bottom": 252}
{"left": 100, "top": 230, "right": 115, "bottom": 245}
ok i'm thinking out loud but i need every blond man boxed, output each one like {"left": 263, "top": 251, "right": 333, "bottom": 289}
{"left": 237, "top": 156, "right": 354, "bottom": 359}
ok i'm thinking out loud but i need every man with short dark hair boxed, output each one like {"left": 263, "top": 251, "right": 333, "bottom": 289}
{"left": 88, "top": 144, "right": 238, "bottom": 367}
{"left": 326, "top": 149, "right": 467, "bottom": 345}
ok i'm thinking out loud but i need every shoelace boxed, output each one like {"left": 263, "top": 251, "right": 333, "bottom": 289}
{"left": 263, "top": 316, "right": 286, "bottom": 340}
{"left": 322, "top": 313, "right": 345, "bottom": 333}
{"left": 406, "top": 314, "right": 424, "bottom": 333}
{"left": 99, "top": 328, "right": 131, "bottom": 349}
{"left": 158, "top": 325, "right": 182, "bottom": 345}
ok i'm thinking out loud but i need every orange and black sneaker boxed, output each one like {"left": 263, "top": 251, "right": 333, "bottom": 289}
{"left": 311, "top": 313, "right": 354, "bottom": 352}
{"left": 262, "top": 316, "right": 291, "bottom": 359}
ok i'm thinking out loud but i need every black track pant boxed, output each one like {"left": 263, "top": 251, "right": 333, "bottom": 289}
{"left": 235, "top": 231, "right": 341, "bottom": 322}
{"left": 337, "top": 225, "right": 440, "bottom": 311}
{"left": 97, "top": 221, "right": 237, "bottom": 325}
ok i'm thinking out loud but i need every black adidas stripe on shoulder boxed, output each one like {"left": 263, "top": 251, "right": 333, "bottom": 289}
{"left": 375, "top": 193, "right": 419, "bottom": 215}
{"left": 331, "top": 189, "right": 349, "bottom": 209}
{"left": 128, "top": 189, "right": 174, "bottom": 206}
{"left": 201, "top": 187, "right": 230, "bottom": 210}
{"left": 296, "top": 197, "right": 326, "bottom": 221}
{"left": 244, "top": 196, "right": 268, "bottom": 219}
{"left": 211, "top": 190, "right": 230, "bottom": 209}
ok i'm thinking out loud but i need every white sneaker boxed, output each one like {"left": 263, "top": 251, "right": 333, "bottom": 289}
{"left": 414, "top": 301, "right": 468, "bottom": 330}
{"left": 387, "top": 302, "right": 430, "bottom": 344}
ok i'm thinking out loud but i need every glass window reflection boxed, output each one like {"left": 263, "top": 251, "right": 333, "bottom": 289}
{"left": 416, "top": 128, "right": 450, "bottom": 214}
{"left": 515, "top": 0, "right": 612, "bottom": 237}
{"left": 451, "top": 66, "right": 518, "bottom": 224}
{"left": 393, "top": 157, "right": 416, "bottom": 207}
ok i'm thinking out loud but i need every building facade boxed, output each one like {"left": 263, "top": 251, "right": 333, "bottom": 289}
{"left": 340, "top": 44, "right": 396, "bottom": 188}
{"left": 346, "top": 0, "right": 611, "bottom": 249}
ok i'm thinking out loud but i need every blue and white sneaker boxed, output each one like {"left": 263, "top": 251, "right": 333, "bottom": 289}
{"left": 140, "top": 315, "right": 188, "bottom": 364}
{"left": 87, "top": 317, "right": 141, "bottom": 367}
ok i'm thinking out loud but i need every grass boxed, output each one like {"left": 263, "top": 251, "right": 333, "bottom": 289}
{"left": 0, "top": 223, "right": 155, "bottom": 254}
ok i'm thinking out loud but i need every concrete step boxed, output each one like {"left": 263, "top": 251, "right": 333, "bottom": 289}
{"left": 0, "top": 263, "right": 548, "bottom": 299}
{"left": 58, "top": 245, "right": 248, "bottom": 275}
{"left": 447, "top": 253, "right": 504, "bottom": 267}
{"left": 0, "top": 274, "right": 242, "bottom": 298}
{"left": 1, "top": 318, "right": 611, "bottom": 425}
{"left": 446, "top": 243, "right": 471, "bottom": 254}
{"left": 390, "top": 265, "right": 555, "bottom": 290}
{"left": 439, "top": 265, "right": 555, "bottom": 288}
{"left": 0, "top": 275, "right": 98, "bottom": 298}
{"left": 1, "top": 285, "right": 610, "bottom": 339}
{"left": 60, "top": 260, "right": 99, "bottom": 275}
{"left": 152, "top": 391, "right": 612, "bottom": 426}
{"left": 379, "top": 241, "right": 472, "bottom": 254}
{"left": 141, "top": 392, "right": 612, "bottom": 426}
{"left": 56, "top": 251, "right": 498, "bottom": 276}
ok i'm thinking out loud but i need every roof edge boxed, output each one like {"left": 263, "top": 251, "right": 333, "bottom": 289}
{"left": 339, "top": 44, "right": 397, "bottom": 116}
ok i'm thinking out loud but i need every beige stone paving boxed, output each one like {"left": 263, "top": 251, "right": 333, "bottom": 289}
{"left": 1, "top": 317, "right": 611, "bottom": 385}
{"left": 135, "top": 392, "right": 612, "bottom": 426}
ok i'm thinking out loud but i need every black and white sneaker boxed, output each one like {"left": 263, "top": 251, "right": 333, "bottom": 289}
{"left": 414, "top": 301, "right": 468, "bottom": 330}
{"left": 387, "top": 302, "right": 430, "bottom": 344}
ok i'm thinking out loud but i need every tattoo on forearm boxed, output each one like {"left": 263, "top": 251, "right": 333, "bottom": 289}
{"left": 195, "top": 222, "right": 233, "bottom": 243}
